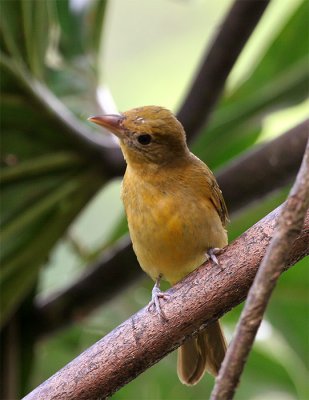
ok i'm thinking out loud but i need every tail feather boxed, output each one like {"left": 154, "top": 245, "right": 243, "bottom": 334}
{"left": 204, "top": 320, "right": 227, "bottom": 376}
{"left": 177, "top": 320, "right": 226, "bottom": 385}
{"left": 177, "top": 332, "right": 206, "bottom": 385}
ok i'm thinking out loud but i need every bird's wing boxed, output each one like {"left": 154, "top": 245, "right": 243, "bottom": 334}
{"left": 209, "top": 176, "right": 229, "bottom": 227}
{"left": 190, "top": 154, "right": 229, "bottom": 227}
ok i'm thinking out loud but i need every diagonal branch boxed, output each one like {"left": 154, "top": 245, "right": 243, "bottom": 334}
{"left": 177, "top": 0, "right": 270, "bottom": 139}
{"left": 24, "top": 207, "right": 309, "bottom": 400}
{"left": 216, "top": 119, "right": 309, "bottom": 213}
{"left": 33, "top": 121, "right": 308, "bottom": 339}
{"left": 2, "top": 0, "right": 271, "bottom": 170}
{"left": 35, "top": 237, "right": 140, "bottom": 337}
{"left": 210, "top": 142, "right": 309, "bottom": 399}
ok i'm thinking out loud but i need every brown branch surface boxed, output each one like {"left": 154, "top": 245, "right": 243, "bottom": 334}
{"left": 24, "top": 207, "right": 309, "bottom": 400}
{"left": 34, "top": 121, "right": 308, "bottom": 338}
{"left": 177, "top": 0, "right": 270, "bottom": 139}
{"left": 211, "top": 139, "right": 309, "bottom": 400}
{"left": 216, "top": 119, "right": 309, "bottom": 213}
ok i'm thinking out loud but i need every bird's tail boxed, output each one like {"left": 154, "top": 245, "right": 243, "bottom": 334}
{"left": 177, "top": 320, "right": 227, "bottom": 385}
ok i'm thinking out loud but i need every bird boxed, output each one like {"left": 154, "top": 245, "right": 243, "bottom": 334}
{"left": 89, "top": 106, "right": 228, "bottom": 385}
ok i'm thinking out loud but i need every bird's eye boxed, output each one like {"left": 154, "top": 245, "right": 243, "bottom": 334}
{"left": 137, "top": 134, "right": 151, "bottom": 145}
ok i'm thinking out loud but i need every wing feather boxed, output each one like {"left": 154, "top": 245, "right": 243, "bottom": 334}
{"left": 190, "top": 154, "right": 229, "bottom": 227}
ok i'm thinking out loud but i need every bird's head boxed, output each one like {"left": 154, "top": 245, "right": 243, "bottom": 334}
{"left": 89, "top": 106, "right": 189, "bottom": 167}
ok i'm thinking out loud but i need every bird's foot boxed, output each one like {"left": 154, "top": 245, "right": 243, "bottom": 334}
{"left": 148, "top": 275, "right": 170, "bottom": 321}
{"left": 207, "top": 247, "right": 223, "bottom": 266}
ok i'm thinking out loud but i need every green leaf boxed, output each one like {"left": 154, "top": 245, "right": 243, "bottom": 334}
{"left": 0, "top": 0, "right": 25, "bottom": 60}
{"left": 21, "top": 0, "right": 49, "bottom": 79}
{"left": 87, "top": 0, "right": 108, "bottom": 67}
{"left": 193, "top": 0, "right": 309, "bottom": 170}
{"left": 0, "top": 152, "right": 84, "bottom": 184}
{"left": 0, "top": 170, "right": 103, "bottom": 327}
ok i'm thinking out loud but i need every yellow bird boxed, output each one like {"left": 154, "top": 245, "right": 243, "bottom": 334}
{"left": 89, "top": 106, "right": 228, "bottom": 385}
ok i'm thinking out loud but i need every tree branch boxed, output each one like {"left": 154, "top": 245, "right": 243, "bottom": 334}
{"left": 33, "top": 121, "right": 308, "bottom": 339}
{"left": 217, "top": 119, "right": 309, "bottom": 213}
{"left": 1, "top": 0, "right": 270, "bottom": 162}
{"left": 34, "top": 237, "right": 140, "bottom": 337}
{"left": 177, "top": 0, "right": 270, "bottom": 139}
{"left": 210, "top": 142, "right": 309, "bottom": 399}
{"left": 24, "top": 206, "right": 309, "bottom": 400}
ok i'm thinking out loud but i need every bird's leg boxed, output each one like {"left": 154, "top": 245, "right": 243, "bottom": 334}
{"left": 148, "top": 274, "right": 170, "bottom": 321}
{"left": 207, "top": 247, "right": 223, "bottom": 266}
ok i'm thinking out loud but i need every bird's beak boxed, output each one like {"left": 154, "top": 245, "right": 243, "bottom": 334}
{"left": 88, "top": 114, "right": 125, "bottom": 138}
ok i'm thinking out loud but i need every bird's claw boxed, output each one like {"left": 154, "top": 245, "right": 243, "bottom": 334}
{"left": 207, "top": 247, "right": 223, "bottom": 266}
{"left": 148, "top": 276, "right": 170, "bottom": 321}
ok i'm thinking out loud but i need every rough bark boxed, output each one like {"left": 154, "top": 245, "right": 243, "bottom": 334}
{"left": 211, "top": 138, "right": 309, "bottom": 400}
{"left": 23, "top": 206, "right": 309, "bottom": 400}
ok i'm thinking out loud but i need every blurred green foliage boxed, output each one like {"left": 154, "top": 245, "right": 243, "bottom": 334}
{"left": 0, "top": 0, "right": 108, "bottom": 326}
{"left": 0, "top": 0, "right": 308, "bottom": 399}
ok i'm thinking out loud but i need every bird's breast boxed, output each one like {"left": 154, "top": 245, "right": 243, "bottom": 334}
{"left": 122, "top": 172, "right": 226, "bottom": 285}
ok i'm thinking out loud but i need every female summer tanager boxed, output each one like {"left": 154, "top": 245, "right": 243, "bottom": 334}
{"left": 89, "top": 106, "right": 228, "bottom": 385}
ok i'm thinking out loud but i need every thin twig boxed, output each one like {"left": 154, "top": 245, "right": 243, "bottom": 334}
{"left": 211, "top": 138, "right": 309, "bottom": 400}
{"left": 177, "top": 0, "right": 270, "bottom": 140}
{"left": 23, "top": 206, "right": 309, "bottom": 400}
{"left": 33, "top": 121, "right": 308, "bottom": 339}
